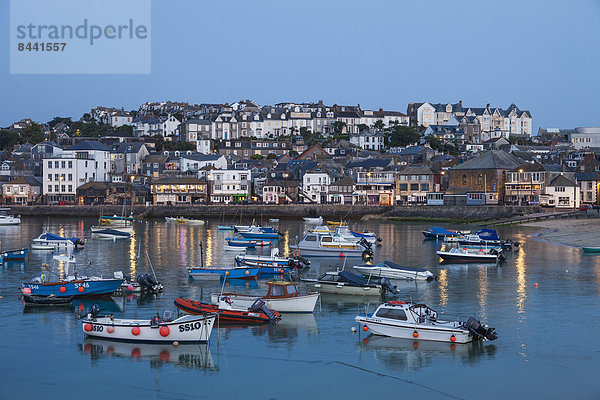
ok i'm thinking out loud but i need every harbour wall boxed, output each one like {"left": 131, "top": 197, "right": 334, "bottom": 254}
{"left": 7, "top": 204, "right": 541, "bottom": 221}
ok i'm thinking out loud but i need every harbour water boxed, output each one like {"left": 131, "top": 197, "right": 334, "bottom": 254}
{"left": 1, "top": 217, "right": 599, "bottom": 399}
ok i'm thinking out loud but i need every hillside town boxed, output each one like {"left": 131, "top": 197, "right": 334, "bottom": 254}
{"left": 0, "top": 99, "right": 597, "bottom": 209}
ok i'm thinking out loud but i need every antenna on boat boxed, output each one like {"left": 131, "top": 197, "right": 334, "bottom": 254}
{"left": 145, "top": 250, "right": 159, "bottom": 288}
{"left": 199, "top": 242, "right": 205, "bottom": 268}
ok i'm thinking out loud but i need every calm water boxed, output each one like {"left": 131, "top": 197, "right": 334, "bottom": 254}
{"left": 0, "top": 217, "right": 599, "bottom": 399}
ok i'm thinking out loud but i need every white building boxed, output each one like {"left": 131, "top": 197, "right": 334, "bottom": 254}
{"left": 569, "top": 127, "right": 600, "bottom": 149}
{"left": 302, "top": 170, "right": 331, "bottom": 204}
{"left": 350, "top": 131, "right": 385, "bottom": 151}
{"left": 42, "top": 141, "right": 110, "bottom": 204}
{"left": 543, "top": 175, "right": 579, "bottom": 208}
{"left": 179, "top": 153, "right": 227, "bottom": 174}
{"left": 207, "top": 169, "right": 251, "bottom": 203}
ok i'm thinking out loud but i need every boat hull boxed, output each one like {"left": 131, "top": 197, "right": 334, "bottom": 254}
{"left": 174, "top": 298, "right": 276, "bottom": 324}
{"left": 355, "top": 316, "right": 473, "bottom": 343}
{"left": 582, "top": 247, "right": 600, "bottom": 253}
{"left": 21, "top": 278, "right": 124, "bottom": 297}
{"left": 312, "top": 282, "right": 382, "bottom": 296}
{"left": 81, "top": 314, "right": 216, "bottom": 343}
{"left": 1, "top": 248, "right": 28, "bottom": 260}
{"left": 437, "top": 252, "right": 498, "bottom": 263}
{"left": 91, "top": 225, "right": 133, "bottom": 234}
{"left": 239, "top": 232, "right": 279, "bottom": 239}
{"left": 290, "top": 245, "right": 364, "bottom": 257}
{"left": 210, "top": 292, "right": 319, "bottom": 313}
{"left": 353, "top": 265, "right": 432, "bottom": 280}
{"left": 187, "top": 267, "right": 259, "bottom": 280}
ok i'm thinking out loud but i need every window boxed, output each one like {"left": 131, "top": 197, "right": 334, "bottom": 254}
{"left": 55, "top": 185, "right": 59, "bottom": 192}
{"left": 410, "top": 183, "right": 419, "bottom": 191}
{"left": 47, "top": 174, "right": 52, "bottom": 181}
{"left": 54, "top": 161, "right": 59, "bottom": 168}
{"left": 305, "top": 235, "right": 317, "bottom": 242}
{"left": 477, "top": 174, "right": 483, "bottom": 185}
{"left": 375, "top": 307, "right": 408, "bottom": 321}
{"left": 399, "top": 183, "right": 408, "bottom": 191}
{"left": 54, "top": 174, "right": 59, "bottom": 181}
{"left": 61, "top": 161, "right": 66, "bottom": 168}
{"left": 68, "top": 185, "right": 72, "bottom": 192}
{"left": 47, "top": 161, "right": 52, "bottom": 168}
{"left": 68, "top": 174, "right": 72, "bottom": 181}
{"left": 61, "top": 185, "right": 65, "bottom": 192}
{"left": 555, "top": 187, "right": 565, "bottom": 192}
{"left": 270, "top": 285, "right": 285, "bottom": 296}
{"left": 462, "top": 174, "right": 467, "bottom": 185}
{"left": 421, "top": 183, "right": 429, "bottom": 191}
{"left": 286, "top": 285, "right": 297, "bottom": 295}
{"left": 68, "top": 161, "right": 73, "bottom": 168}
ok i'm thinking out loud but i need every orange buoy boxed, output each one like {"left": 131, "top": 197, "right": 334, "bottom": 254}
{"left": 107, "top": 326, "right": 114, "bottom": 334}
{"left": 534, "top": 283, "right": 538, "bottom": 288}
{"left": 450, "top": 334, "right": 456, "bottom": 342}
{"left": 131, "top": 326, "right": 141, "bottom": 336}
{"left": 127, "top": 285, "right": 134, "bottom": 291}
{"left": 84, "top": 323, "right": 93, "bottom": 332}
{"left": 78, "top": 286, "right": 84, "bottom": 293}
{"left": 159, "top": 326, "right": 170, "bottom": 337}
{"left": 225, "top": 271, "right": 230, "bottom": 276}
{"left": 244, "top": 269, "right": 249, "bottom": 275}
{"left": 280, "top": 269, "right": 284, "bottom": 274}
{"left": 362, "top": 325, "right": 369, "bottom": 332}
{"left": 59, "top": 286, "right": 66, "bottom": 293}
{"left": 22, "top": 287, "right": 32, "bottom": 295}
{"left": 413, "top": 330, "right": 419, "bottom": 338}
{"left": 340, "top": 252, "right": 344, "bottom": 258}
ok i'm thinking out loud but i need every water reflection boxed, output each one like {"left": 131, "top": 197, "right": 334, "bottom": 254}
{"left": 358, "top": 335, "right": 496, "bottom": 372}
{"left": 80, "top": 339, "right": 218, "bottom": 371}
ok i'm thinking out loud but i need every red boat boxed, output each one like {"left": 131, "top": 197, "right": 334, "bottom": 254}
{"left": 174, "top": 297, "right": 281, "bottom": 324}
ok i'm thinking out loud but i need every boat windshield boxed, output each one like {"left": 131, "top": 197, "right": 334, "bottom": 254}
{"left": 269, "top": 285, "right": 285, "bottom": 297}
{"left": 375, "top": 307, "right": 408, "bottom": 321}
{"left": 286, "top": 284, "right": 297, "bottom": 296}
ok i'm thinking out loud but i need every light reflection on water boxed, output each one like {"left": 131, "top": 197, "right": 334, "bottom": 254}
{"left": 1, "top": 217, "right": 600, "bottom": 399}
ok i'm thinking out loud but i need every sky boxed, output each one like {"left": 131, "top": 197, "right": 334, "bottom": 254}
{"left": 1, "top": 0, "right": 599, "bottom": 131}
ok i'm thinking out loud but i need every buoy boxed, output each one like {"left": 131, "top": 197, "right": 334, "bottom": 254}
{"left": 340, "top": 252, "right": 344, "bottom": 259}
{"left": 59, "top": 286, "right": 66, "bottom": 293}
{"left": 84, "top": 323, "right": 93, "bottom": 332}
{"left": 131, "top": 326, "right": 141, "bottom": 336}
{"left": 78, "top": 303, "right": 84, "bottom": 311}
{"left": 225, "top": 271, "right": 230, "bottom": 276}
{"left": 244, "top": 269, "right": 249, "bottom": 275}
{"left": 22, "top": 287, "right": 32, "bottom": 294}
{"left": 172, "top": 341, "right": 179, "bottom": 347}
{"left": 450, "top": 334, "right": 456, "bottom": 342}
{"left": 534, "top": 283, "right": 538, "bottom": 288}
{"left": 413, "top": 330, "right": 419, "bottom": 338}
{"left": 351, "top": 326, "right": 357, "bottom": 333}
{"left": 280, "top": 269, "right": 284, "bottom": 274}
{"left": 127, "top": 285, "right": 134, "bottom": 291}
{"left": 159, "top": 326, "right": 170, "bottom": 337}
{"left": 78, "top": 286, "right": 84, "bottom": 293}
{"left": 107, "top": 326, "right": 114, "bottom": 333}
{"left": 362, "top": 325, "right": 368, "bottom": 332}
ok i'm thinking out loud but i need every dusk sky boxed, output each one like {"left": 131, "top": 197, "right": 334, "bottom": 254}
{"left": 1, "top": 0, "right": 599, "bottom": 130}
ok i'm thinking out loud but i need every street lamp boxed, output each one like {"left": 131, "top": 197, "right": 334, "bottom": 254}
{"left": 518, "top": 169, "right": 524, "bottom": 206}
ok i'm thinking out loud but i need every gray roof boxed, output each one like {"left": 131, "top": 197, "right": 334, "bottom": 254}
{"left": 180, "top": 153, "right": 223, "bottom": 162}
{"left": 451, "top": 150, "right": 523, "bottom": 170}
{"left": 548, "top": 175, "right": 575, "bottom": 186}
{"left": 67, "top": 141, "right": 111, "bottom": 151}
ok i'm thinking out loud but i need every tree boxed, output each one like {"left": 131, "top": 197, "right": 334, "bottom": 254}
{"left": 0, "top": 129, "right": 21, "bottom": 151}
{"left": 163, "top": 140, "right": 195, "bottom": 151}
{"left": 374, "top": 120, "right": 385, "bottom": 130}
{"left": 332, "top": 121, "right": 347, "bottom": 135}
{"left": 250, "top": 154, "right": 264, "bottom": 160}
{"left": 153, "top": 134, "right": 165, "bottom": 152}
{"left": 357, "top": 123, "right": 369, "bottom": 133}
{"left": 49, "top": 117, "right": 72, "bottom": 128}
{"left": 386, "top": 125, "right": 420, "bottom": 147}
{"left": 266, "top": 153, "right": 278, "bottom": 159}
{"left": 21, "top": 123, "right": 45, "bottom": 143}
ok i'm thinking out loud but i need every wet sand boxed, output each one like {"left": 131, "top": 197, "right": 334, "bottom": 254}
{"left": 523, "top": 218, "right": 600, "bottom": 248}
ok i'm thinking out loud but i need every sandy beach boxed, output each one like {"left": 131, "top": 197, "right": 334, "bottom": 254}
{"left": 522, "top": 218, "right": 600, "bottom": 248}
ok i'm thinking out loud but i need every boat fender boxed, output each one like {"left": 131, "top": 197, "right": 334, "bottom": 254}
{"left": 131, "top": 326, "right": 141, "bottom": 336}
{"left": 159, "top": 326, "right": 170, "bottom": 337}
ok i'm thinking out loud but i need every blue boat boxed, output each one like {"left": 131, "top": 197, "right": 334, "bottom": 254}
{"left": 239, "top": 230, "right": 279, "bottom": 240}
{"left": 226, "top": 238, "right": 256, "bottom": 248}
{"left": 422, "top": 227, "right": 460, "bottom": 239}
{"left": 1, "top": 248, "right": 28, "bottom": 260}
{"left": 235, "top": 259, "right": 294, "bottom": 275}
{"left": 217, "top": 225, "right": 235, "bottom": 230}
{"left": 187, "top": 266, "right": 259, "bottom": 280}
{"left": 20, "top": 255, "right": 124, "bottom": 297}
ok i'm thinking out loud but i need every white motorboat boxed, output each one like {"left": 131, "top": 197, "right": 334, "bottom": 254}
{"left": 81, "top": 306, "right": 217, "bottom": 343}
{"left": 211, "top": 280, "right": 319, "bottom": 313}
{"left": 333, "top": 226, "right": 379, "bottom": 245}
{"left": 91, "top": 225, "right": 133, "bottom": 234}
{"left": 303, "top": 216, "right": 323, "bottom": 224}
{"left": 92, "top": 228, "right": 131, "bottom": 239}
{"left": 290, "top": 232, "right": 372, "bottom": 258}
{"left": 32, "top": 232, "right": 83, "bottom": 250}
{"left": 353, "top": 261, "right": 434, "bottom": 281}
{"left": 436, "top": 247, "right": 503, "bottom": 263}
{"left": 269, "top": 219, "right": 280, "bottom": 223}
{"left": 300, "top": 270, "right": 398, "bottom": 296}
{"left": 31, "top": 244, "right": 55, "bottom": 251}
{"left": 0, "top": 210, "right": 21, "bottom": 225}
{"left": 223, "top": 244, "right": 247, "bottom": 253}
{"left": 165, "top": 217, "right": 205, "bottom": 225}
{"left": 355, "top": 301, "right": 497, "bottom": 343}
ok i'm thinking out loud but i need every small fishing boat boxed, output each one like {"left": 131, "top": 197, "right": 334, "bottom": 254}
{"left": 326, "top": 220, "right": 347, "bottom": 227}
{"left": 300, "top": 270, "right": 398, "bottom": 296}
{"left": 290, "top": 232, "right": 373, "bottom": 258}
{"left": 187, "top": 265, "right": 259, "bottom": 280}
{"left": 422, "top": 227, "right": 461, "bottom": 239}
{"left": 165, "top": 217, "right": 205, "bottom": 224}
{"left": 235, "top": 249, "right": 307, "bottom": 274}
{"left": 101, "top": 215, "right": 135, "bottom": 224}
{"left": 32, "top": 232, "right": 84, "bottom": 250}
{"left": 91, "top": 225, "right": 133, "bottom": 234}
{"left": 226, "top": 238, "right": 256, "bottom": 248}
{"left": 217, "top": 225, "right": 235, "bottom": 230}
{"left": 211, "top": 280, "right": 319, "bottom": 313}
{"left": 437, "top": 247, "right": 503, "bottom": 263}
{"left": 355, "top": 301, "right": 498, "bottom": 343}
{"left": 175, "top": 297, "right": 281, "bottom": 324}
{"left": 92, "top": 228, "right": 131, "bottom": 239}
{"left": 0, "top": 209, "right": 21, "bottom": 225}
{"left": 223, "top": 244, "right": 247, "bottom": 252}
{"left": 333, "top": 226, "right": 380, "bottom": 245}
{"left": 0, "top": 248, "right": 28, "bottom": 260}
{"left": 582, "top": 247, "right": 600, "bottom": 253}
{"left": 23, "top": 294, "right": 73, "bottom": 306}
{"left": 303, "top": 216, "right": 323, "bottom": 224}
{"left": 269, "top": 219, "right": 280, "bottom": 223}
{"left": 457, "top": 229, "right": 517, "bottom": 250}
{"left": 239, "top": 228, "right": 279, "bottom": 240}
{"left": 353, "top": 261, "right": 434, "bottom": 281}
{"left": 81, "top": 305, "right": 217, "bottom": 343}
{"left": 21, "top": 255, "right": 124, "bottom": 297}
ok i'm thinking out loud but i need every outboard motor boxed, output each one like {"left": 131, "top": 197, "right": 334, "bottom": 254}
{"left": 359, "top": 238, "right": 374, "bottom": 260}
{"left": 91, "top": 304, "right": 100, "bottom": 318}
{"left": 250, "top": 298, "right": 280, "bottom": 321}
{"left": 379, "top": 277, "right": 399, "bottom": 296}
{"left": 137, "top": 274, "right": 163, "bottom": 293}
{"left": 464, "top": 317, "right": 497, "bottom": 341}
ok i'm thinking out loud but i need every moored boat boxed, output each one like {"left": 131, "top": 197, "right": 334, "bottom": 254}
{"left": 353, "top": 261, "right": 434, "bottom": 281}
{"left": 90, "top": 225, "right": 133, "bottom": 235}
{"left": 175, "top": 297, "right": 280, "bottom": 324}
{"left": 300, "top": 270, "right": 398, "bottom": 296}
{"left": 187, "top": 265, "right": 259, "bottom": 280}
{"left": 239, "top": 228, "right": 279, "bottom": 240}
{"left": 1, "top": 248, "right": 28, "bottom": 260}
{"left": 422, "top": 227, "right": 461, "bottom": 239}
{"left": 582, "top": 247, "right": 600, "bottom": 253}
{"left": 437, "top": 247, "right": 503, "bottom": 263}
{"left": 81, "top": 306, "right": 216, "bottom": 343}
{"left": 226, "top": 238, "right": 256, "bottom": 248}
{"left": 32, "top": 232, "right": 84, "bottom": 250}
{"left": 303, "top": 216, "right": 323, "bottom": 224}
{"left": 234, "top": 248, "right": 307, "bottom": 274}
{"left": 0, "top": 209, "right": 21, "bottom": 225}
{"left": 92, "top": 228, "right": 131, "bottom": 239}
{"left": 211, "top": 280, "right": 319, "bottom": 313}
{"left": 355, "top": 301, "right": 497, "bottom": 343}
{"left": 290, "top": 232, "right": 372, "bottom": 258}
{"left": 23, "top": 294, "right": 74, "bottom": 306}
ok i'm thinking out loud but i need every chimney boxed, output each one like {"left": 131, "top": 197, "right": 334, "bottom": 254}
{"left": 486, "top": 103, "right": 490, "bottom": 108}
{"left": 459, "top": 100, "right": 462, "bottom": 107}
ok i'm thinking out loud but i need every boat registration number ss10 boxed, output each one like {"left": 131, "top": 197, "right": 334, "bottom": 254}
{"left": 90, "top": 325, "right": 104, "bottom": 332}
{"left": 178, "top": 321, "right": 204, "bottom": 332}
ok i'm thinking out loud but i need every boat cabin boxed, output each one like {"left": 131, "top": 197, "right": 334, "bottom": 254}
{"left": 265, "top": 281, "right": 299, "bottom": 298}
{"left": 373, "top": 302, "right": 439, "bottom": 324}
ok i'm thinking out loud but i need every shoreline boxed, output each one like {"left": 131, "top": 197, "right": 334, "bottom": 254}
{"left": 522, "top": 219, "right": 600, "bottom": 248}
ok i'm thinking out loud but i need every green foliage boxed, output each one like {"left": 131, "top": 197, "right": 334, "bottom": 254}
{"left": 386, "top": 125, "right": 420, "bottom": 147}
{"left": 374, "top": 120, "right": 385, "bottom": 130}
{"left": 0, "top": 129, "right": 21, "bottom": 151}
{"left": 509, "top": 135, "right": 535, "bottom": 146}
{"left": 21, "top": 123, "right": 45, "bottom": 143}
{"left": 152, "top": 134, "right": 164, "bottom": 152}
{"left": 289, "top": 150, "right": 299, "bottom": 158}
{"left": 266, "top": 153, "right": 278, "bottom": 159}
{"left": 357, "top": 123, "right": 369, "bottom": 133}
{"left": 49, "top": 117, "right": 73, "bottom": 128}
{"left": 424, "top": 135, "right": 459, "bottom": 156}
{"left": 250, "top": 154, "right": 264, "bottom": 160}
{"left": 332, "top": 121, "right": 347, "bottom": 135}
{"left": 163, "top": 141, "right": 195, "bottom": 151}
